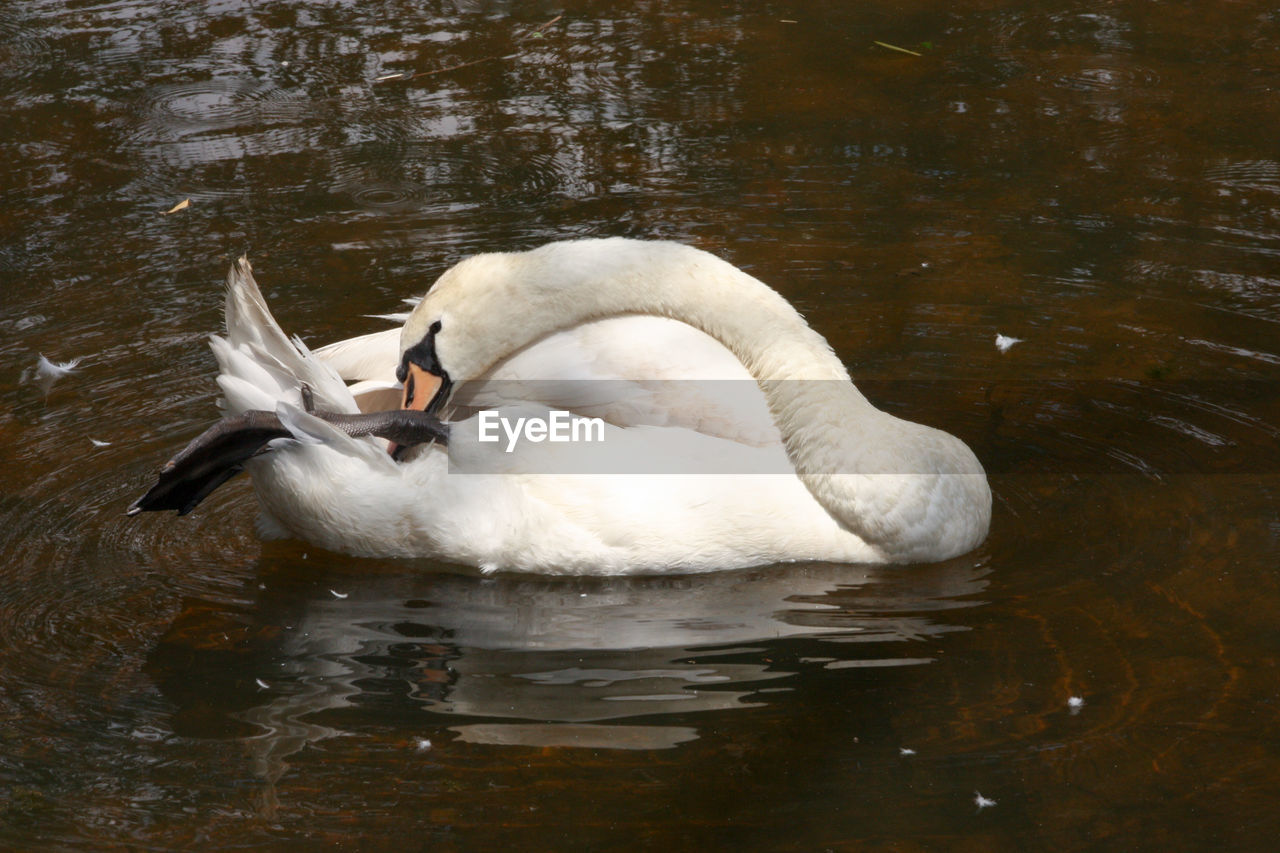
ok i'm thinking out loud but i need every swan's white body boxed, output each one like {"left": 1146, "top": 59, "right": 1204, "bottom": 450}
{"left": 212, "top": 238, "right": 989, "bottom": 574}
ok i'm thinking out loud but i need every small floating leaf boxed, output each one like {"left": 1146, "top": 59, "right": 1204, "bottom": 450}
{"left": 873, "top": 40, "right": 923, "bottom": 57}
{"left": 163, "top": 198, "right": 190, "bottom": 215}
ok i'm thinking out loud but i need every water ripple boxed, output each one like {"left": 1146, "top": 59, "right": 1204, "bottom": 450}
{"left": 134, "top": 77, "right": 310, "bottom": 134}
{"left": 1205, "top": 159, "right": 1280, "bottom": 195}
{"left": 0, "top": 14, "right": 52, "bottom": 86}
{"left": 0, "top": 392, "right": 263, "bottom": 731}
{"left": 345, "top": 180, "right": 431, "bottom": 211}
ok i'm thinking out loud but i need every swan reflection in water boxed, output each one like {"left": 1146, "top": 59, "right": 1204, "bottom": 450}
{"left": 148, "top": 555, "right": 989, "bottom": 807}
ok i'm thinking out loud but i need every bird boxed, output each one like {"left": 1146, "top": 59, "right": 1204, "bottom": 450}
{"left": 130, "top": 237, "right": 989, "bottom": 574}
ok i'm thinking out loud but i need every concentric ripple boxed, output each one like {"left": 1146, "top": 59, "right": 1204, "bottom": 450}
{"left": 0, "top": 14, "right": 51, "bottom": 86}
{"left": 346, "top": 180, "right": 431, "bottom": 211}
{"left": 134, "top": 77, "right": 308, "bottom": 134}
{"left": 120, "top": 76, "right": 322, "bottom": 200}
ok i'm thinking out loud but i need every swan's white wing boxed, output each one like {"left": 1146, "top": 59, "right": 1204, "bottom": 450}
{"left": 311, "top": 326, "right": 404, "bottom": 412}
{"left": 346, "top": 379, "right": 404, "bottom": 414}
{"left": 312, "top": 327, "right": 401, "bottom": 383}
{"left": 468, "top": 316, "right": 781, "bottom": 446}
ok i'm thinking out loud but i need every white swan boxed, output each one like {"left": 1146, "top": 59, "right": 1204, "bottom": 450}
{"left": 170, "top": 238, "right": 989, "bottom": 574}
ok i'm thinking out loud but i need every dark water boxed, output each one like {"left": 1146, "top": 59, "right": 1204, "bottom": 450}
{"left": 2, "top": 0, "right": 1278, "bottom": 848}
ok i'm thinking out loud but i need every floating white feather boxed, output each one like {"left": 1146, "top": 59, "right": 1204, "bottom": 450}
{"left": 994, "top": 333, "right": 1022, "bottom": 353}
{"left": 30, "top": 353, "right": 82, "bottom": 394}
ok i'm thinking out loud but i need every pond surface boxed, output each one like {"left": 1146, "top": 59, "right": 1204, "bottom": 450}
{"left": 3, "top": 0, "right": 1279, "bottom": 848}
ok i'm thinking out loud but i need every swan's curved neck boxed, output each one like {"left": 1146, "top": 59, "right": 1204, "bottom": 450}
{"left": 432, "top": 240, "right": 990, "bottom": 561}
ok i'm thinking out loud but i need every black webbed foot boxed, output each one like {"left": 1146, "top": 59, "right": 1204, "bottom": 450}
{"left": 127, "top": 406, "right": 448, "bottom": 517}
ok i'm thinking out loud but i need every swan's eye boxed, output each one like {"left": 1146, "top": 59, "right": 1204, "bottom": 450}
{"left": 429, "top": 319, "right": 442, "bottom": 335}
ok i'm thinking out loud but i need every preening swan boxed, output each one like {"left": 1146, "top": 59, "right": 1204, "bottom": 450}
{"left": 131, "top": 238, "right": 990, "bottom": 574}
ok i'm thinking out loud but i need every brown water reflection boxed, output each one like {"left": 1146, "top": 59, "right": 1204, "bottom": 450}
{"left": 2, "top": 0, "right": 1279, "bottom": 848}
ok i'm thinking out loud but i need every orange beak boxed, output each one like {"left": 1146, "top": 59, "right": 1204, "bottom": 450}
{"left": 388, "top": 362, "right": 445, "bottom": 457}
{"left": 400, "top": 362, "right": 443, "bottom": 413}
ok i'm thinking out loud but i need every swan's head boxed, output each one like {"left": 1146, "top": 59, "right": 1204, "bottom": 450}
{"left": 395, "top": 250, "right": 555, "bottom": 416}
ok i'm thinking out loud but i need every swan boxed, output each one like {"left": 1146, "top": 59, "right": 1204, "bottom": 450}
{"left": 131, "top": 238, "right": 990, "bottom": 574}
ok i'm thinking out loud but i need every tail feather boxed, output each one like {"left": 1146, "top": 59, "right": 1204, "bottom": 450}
{"left": 215, "top": 371, "right": 282, "bottom": 415}
{"left": 221, "top": 256, "right": 355, "bottom": 413}
{"left": 211, "top": 339, "right": 290, "bottom": 405}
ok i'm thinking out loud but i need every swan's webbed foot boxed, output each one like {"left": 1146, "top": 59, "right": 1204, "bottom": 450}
{"left": 127, "top": 406, "right": 449, "bottom": 517}
{"left": 126, "top": 411, "right": 292, "bottom": 516}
